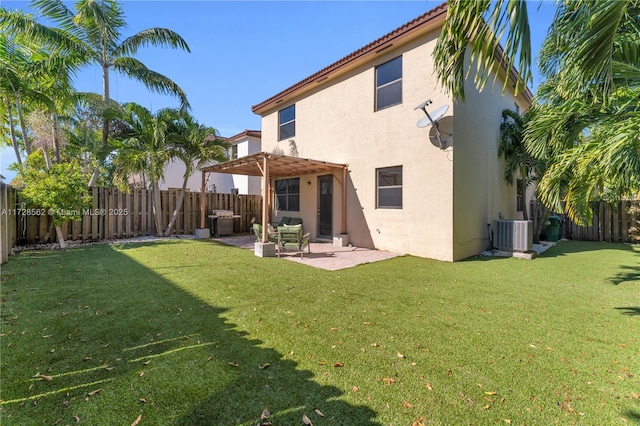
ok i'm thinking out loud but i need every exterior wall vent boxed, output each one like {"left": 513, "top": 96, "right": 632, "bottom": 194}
{"left": 493, "top": 220, "right": 533, "bottom": 252}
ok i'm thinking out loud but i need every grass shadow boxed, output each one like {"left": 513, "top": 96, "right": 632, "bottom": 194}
{"left": 536, "top": 240, "right": 638, "bottom": 257}
{"left": 623, "top": 409, "right": 640, "bottom": 424}
{"left": 614, "top": 307, "right": 640, "bottom": 316}
{"left": 0, "top": 244, "right": 378, "bottom": 425}
{"left": 609, "top": 265, "right": 640, "bottom": 285}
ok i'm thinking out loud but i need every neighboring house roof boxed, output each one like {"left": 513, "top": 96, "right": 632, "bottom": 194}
{"left": 204, "top": 134, "right": 227, "bottom": 142}
{"left": 252, "top": 2, "right": 532, "bottom": 115}
{"left": 227, "top": 130, "right": 261, "bottom": 141}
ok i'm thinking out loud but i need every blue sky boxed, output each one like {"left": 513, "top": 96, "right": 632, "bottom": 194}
{"left": 1, "top": 1, "right": 556, "bottom": 182}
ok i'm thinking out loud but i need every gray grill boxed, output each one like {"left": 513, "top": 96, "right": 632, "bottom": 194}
{"left": 209, "top": 210, "right": 235, "bottom": 236}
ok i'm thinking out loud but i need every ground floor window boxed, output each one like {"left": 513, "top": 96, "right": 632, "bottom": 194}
{"left": 376, "top": 166, "right": 402, "bottom": 208}
{"left": 275, "top": 178, "right": 300, "bottom": 211}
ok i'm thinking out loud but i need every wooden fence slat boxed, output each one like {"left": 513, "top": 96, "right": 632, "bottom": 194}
{"left": 1, "top": 184, "right": 8, "bottom": 264}
{"left": 116, "top": 189, "right": 124, "bottom": 238}
{"left": 3, "top": 185, "right": 264, "bottom": 253}
{"left": 621, "top": 200, "right": 628, "bottom": 242}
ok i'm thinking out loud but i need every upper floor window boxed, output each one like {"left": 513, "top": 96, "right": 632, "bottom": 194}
{"left": 375, "top": 56, "right": 402, "bottom": 111}
{"left": 376, "top": 166, "right": 402, "bottom": 209}
{"left": 275, "top": 178, "right": 300, "bottom": 211}
{"left": 231, "top": 144, "right": 238, "bottom": 160}
{"left": 279, "top": 104, "right": 296, "bottom": 140}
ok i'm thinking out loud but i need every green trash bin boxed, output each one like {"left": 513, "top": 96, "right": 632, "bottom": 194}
{"left": 541, "top": 215, "right": 561, "bottom": 242}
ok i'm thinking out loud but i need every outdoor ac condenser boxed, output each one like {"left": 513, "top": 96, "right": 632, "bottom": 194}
{"left": 493, "top": 220, "right": 533, "bottom": 252}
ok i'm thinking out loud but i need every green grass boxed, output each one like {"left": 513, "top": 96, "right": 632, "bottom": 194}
{"left": 1, "top": 240, "right": 639, "bottom": 425}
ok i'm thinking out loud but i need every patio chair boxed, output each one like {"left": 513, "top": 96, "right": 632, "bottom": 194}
{"left": 276, "top": 224, "right": 311, "bottom": 259}
{"left": 272, "top": 216, "right": 303, "bottom": 227}
{"left": 253, "top": 223, "right": 278, "bottom": 243}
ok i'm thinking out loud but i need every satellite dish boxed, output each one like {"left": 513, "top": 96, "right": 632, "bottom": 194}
{"left": 414, "top": 100, "right": 451, "bottom": 149}
{"left": 416, "top": 104, "right": 448, "bottom": 128}
{"left": 414, "top": 99, "right": 433, "bottom": 111}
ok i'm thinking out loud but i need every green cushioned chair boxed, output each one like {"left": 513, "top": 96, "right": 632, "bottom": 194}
{"left": 273, "top": 216, "right": 303, "bottom": 227}
{"left": 253, "top": 223, "right": 277, "bottom": 243}
{"left": 276, "top": 224, "right": 310, "bottom": 259}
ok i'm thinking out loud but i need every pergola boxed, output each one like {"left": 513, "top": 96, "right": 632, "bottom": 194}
{"left": 200, "top": 152, "right": 348, "bottom": 242}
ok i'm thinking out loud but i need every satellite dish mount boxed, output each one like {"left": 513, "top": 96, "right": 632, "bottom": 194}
{"left": 414, "top": 99, "right": 451, "bottom": 149}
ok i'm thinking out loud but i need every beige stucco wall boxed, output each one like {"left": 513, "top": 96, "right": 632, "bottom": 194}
{"left": 161, "top": 137, "right": 262, "bottom": 195}
{"left": 452, "top": 68, "right": 531, "bottom": 260}
{"left": 258, "top": 23, "right": 530, "bottom": 261}
{"left": 232, "top": 137, "right": 262, "bottom": 195}
{"left": 261, "top": 31, "right": 458, "bottom": 261}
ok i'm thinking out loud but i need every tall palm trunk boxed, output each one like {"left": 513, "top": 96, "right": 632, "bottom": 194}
{"left": 13, "top": 95, "right": 31, "bottom": 156}
{"left": 42, "top": 148, "right": 52, "bottom": 170}
{"left": 163, "top": 175, "right": 188, "bottom": 236}
{"left": 55, "top": 225, "right": 67, "bottom": 249}
{"left": 4, "top": 96, "right": 22, "bottom": 166}
{"left": 152, "top": 179, "right": 163, "bottom": 236}
{"left": 101, "top": 60, "right": 110, "bottom": 147}
{"left": 51, "top": 113, "right": 61, "bottom": 163}
{"left": 87, "top": 167, "right": 100, "bottom": 187}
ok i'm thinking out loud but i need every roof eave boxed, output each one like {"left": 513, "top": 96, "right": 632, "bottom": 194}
{"left": 251, "top": 3, "right": 448, "bottom": 116}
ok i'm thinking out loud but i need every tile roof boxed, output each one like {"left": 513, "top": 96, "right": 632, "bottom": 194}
{"left": 252, "top": 1, "right": 533, "bottom": 114}
{"left": 252, "top": 3, "right": 448, "bottom": 114}
{"left": 227, "top": 130, "right": 261, "bottom": 141}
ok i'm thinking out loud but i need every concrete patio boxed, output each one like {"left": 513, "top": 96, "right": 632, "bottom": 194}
{"left": 212, "top": 235, "right": 400, "bottom": 271}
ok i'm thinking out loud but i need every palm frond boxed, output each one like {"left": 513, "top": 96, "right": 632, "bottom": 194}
{"left": 73, "top": 0, "right": 124, "bottom": 50}
{"left": 30, "top": 0, "right": 76, "bottom": 33}
{"left": 0, "top": 8, "right": 86, "bottom": 55}
{"left": 112, "top": 56, "right": 190, "bottom": 110}
{"left": 434, "top": 0, "right": 532, "bottom": 101}
{"left": 116, "top": 27, "right": 190, "bottom": 57}
{"left": 539, "top": 0, "right": 635, "bottom": 104}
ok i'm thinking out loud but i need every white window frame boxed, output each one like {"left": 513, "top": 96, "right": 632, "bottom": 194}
{"left": 278, "top": 105, "right": 296, "bottom": 141}
{"left": 376, "top": 166, "right": 402, "bottom": 209}
{"left": 375, "top": 56, "right": 402, "bottom": 111}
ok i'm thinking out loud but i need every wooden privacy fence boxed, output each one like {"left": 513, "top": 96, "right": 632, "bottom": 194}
{"left": 0, "top": 186, "right": 262, "bottom": 252}
{"left": 1, "top": 184, "right": 18, "bottom": 264}
{"left": 564, "top": 200, "right": 639, "bottom": 243}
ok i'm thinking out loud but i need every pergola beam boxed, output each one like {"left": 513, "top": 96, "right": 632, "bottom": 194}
{"left": 200, "top": 152, "right": 349, "bottom": 241}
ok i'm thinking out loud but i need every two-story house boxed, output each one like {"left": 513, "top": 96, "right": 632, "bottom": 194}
{"left": 202, "top": 3, "right": 532, "bottom": 261}
{"left": 160, "top": 130, "right": 262, "bottom": 195}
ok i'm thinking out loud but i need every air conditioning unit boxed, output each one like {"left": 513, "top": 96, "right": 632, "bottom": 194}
{"left": 493, "top": 220, "right": 533, "bottom": 252}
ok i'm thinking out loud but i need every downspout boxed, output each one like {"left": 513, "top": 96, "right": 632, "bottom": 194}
{"left": 342, "top": 166, "right": 347, "bottom": 234}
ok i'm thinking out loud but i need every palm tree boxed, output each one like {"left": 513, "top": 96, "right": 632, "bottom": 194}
{"left": 436, "top": 0, "right": 639, "bottom": 224}
{"left": 499, "top": 108, "right": 553, "bottom": 242}
{"left": 524, "top": 1, "right": 640, "bottom": 224}
{"left": 13, "top": 0, "right": 191, "bottom": 148}
{"left": 112, "top": 103, "right": 179, "bottom": 236}
{"left": 61, "top": 94, "right": 121, "bottom": 186}
{"left": 163, "top": 114, "right": 229, "bottom": 236}
{"left": 1, "top": 9, "right": 83, "bottom": 167}
{"left": 499, "top": 109, "right": 535, "bottom": 221}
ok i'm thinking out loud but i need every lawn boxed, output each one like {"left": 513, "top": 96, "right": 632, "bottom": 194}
{"left": 0, "top": 240, "right": 638, "bottom": 425}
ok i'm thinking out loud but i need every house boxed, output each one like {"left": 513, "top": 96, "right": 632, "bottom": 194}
{"left": 202, "top": 3, "right": 532, "bottom": 261}
{"left": 153, "top": 130, "right": 262, "bottom": 195}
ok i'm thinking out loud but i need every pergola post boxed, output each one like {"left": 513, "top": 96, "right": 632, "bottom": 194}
{"left": 200, "top": 170, "right": 206, "bottom": 229}
{"left": 261, "top": 155, "right": 269, "bottom": 243}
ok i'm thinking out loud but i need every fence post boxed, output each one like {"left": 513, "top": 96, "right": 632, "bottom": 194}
{"left": 1, "top": 183, "right": 7, "bottom": 264}
{"left": 3, "top": 186, "right": 264, "bottom": 249}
